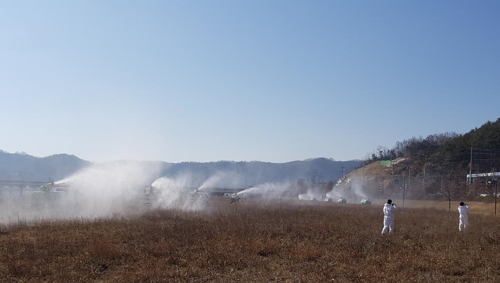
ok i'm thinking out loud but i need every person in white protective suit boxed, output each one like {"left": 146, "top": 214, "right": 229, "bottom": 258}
{"left": 458, "top": 201, "right": 470, "bottom": 231}
{"left": 381, "top": 199, "right": 398, "bottom": 235}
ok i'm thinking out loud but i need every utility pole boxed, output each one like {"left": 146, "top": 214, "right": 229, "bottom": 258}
{"left": 407, "top": 166, "right": 411, "bottom": 195}
{"left": 469, "top": 145, "right": 473, "bottom": 185}
{"left": 494, "top": 179, "right": 498, "bottom": 216}
{"left": 402, "top": 181, "right": 406, "bottom": 207}
{"left": 423, "top": 154, "right": 427, "bottom": 188}
{"left": 441, "top": 175, "right": 451, "bottom": 211}
{"left": 340, "top": 165, "right": 345, "bottom": 178}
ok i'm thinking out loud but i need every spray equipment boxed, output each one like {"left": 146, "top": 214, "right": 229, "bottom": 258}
{"left": 326, "top": 175, "right": 371, "bottom": 203}
{"left": 189, "top": 188, "right": 209, "bottom": 201}
{"left": 230, "top": 193, "right": 240, "bottom": 204}
{"left": 298, "top": 194, "right": 310, "bottom": 200}
{"left": 197, "top": 171, "right": 245, "bottom": 192}
{"left": 29, "top": 179, "right": 74, "bottom": 210}
{"left": 325, "top": 178, "right": 351, "bottom": 199}
{"left": 238, "top": 181, "right": 298, "bottom": 199}
{"left": 26, "top": 161, "right": 164, "bottom": 218}
{"left": 142, "top": 185, "right": 162, "bottom": 207}
{"left": 360, "top": 198, "right": 372, "bottom": 205}
{"left": 298, "top": 188, "right": 323, "bottom": 201}
{"left": 145, "top": 173, "right": 216, "bottom": 211}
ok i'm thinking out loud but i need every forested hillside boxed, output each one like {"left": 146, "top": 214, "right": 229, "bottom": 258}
{"left": 362, "top": 117, "right": 500, "bottom": 199}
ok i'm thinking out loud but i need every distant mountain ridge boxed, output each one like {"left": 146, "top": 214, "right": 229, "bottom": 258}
{"left": 0, "top": 151, "right": 91, "bottom": 181}
{"left": 0, "top": 151, "right": 362, "bottom": 186}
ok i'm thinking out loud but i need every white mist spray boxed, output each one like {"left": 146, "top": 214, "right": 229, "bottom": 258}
{"left": 237, "top": 181, "right": 299, "bottom": 199}
{"left": 22, "top": 161, "right": 163, "bottom": 220}
{"left": 198, "top": 171, "right": 245, "bottom": 191}
{"left": 149, "top": 174, "right": 208, "bottom": 211}
{"left": 351, "top": 178, "right": 368, "bottom": 199}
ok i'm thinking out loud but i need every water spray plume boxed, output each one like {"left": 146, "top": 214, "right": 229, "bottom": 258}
{"left": 197, "top": 173, "right": 224, "bottom": 191}
{"left": 197, "top": 171, "right": 244, "bottom": 191}
{"left": 351, "top": 179, "right": 368, "bottom": 199}
{"left": 298, "top": 188, "right": 325, "bottom": 201}
{"left": 326, "top": 176, "right": 369, "bottom": 200}
{"left": 0, "top": 161, "right": 163, "bottom": 222}
{"left": 148, "top": 174, "right": 208, "bottom": 211}
{"left": 237, "top": 181, "right": 299, "bottom": 199}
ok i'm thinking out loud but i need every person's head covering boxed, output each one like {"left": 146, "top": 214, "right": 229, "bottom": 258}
{"left": 460, "top": 201, "right": 464, "bottom": 206}
{"left": 387, "top": 199, "right": 392, "bottom": 204}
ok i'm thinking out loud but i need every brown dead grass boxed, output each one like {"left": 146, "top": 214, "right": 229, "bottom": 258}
{"left": 1, "top": 198, "right": 500, "bottom": 282}
{"left": 377, "top": 198, "right": 500, "bottom": 216}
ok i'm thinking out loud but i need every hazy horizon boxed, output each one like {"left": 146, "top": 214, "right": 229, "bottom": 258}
{"left": 0, "top": 149, "right": 362, "bottom": 164}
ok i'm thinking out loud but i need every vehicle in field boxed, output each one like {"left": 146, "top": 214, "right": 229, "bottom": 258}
{"left": 142, "top": 185, "right": 161, "bottom": 207}
{"left": 360, "top": 198, "right": 372, "bottom": 205}
{"left": 29, "top": 182, "right": 71, "bottom": 209}
{"left": 230, "top": 193, "right": 240, "bottom": 204}
{"left": 189, "top": 189, "right": 209, "bottom": 201}
{"left": 337, "top": 197, "right": 347, "bottom": 203}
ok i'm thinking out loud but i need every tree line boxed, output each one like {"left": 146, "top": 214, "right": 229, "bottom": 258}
{"left": 362, "top": 117, "right": 500, "bottom": 199}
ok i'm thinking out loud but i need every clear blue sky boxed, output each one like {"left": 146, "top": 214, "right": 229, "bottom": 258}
{"left": 1, "top": 0, "right": 499, "bottom": 163}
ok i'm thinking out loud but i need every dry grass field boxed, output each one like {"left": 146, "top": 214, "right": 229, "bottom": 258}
{"left": 1, "top": 198, "right": 500, "bottom": 282}
{"left": 357, "top": 198, "right": 500, "bottom": 216}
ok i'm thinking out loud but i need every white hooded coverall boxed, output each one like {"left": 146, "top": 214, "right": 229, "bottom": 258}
{"left": 382, "top": 203, "right": 397, "bottom": 234}
{"left": 458, "top": 205, "right": 470, "bottom": 231}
